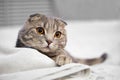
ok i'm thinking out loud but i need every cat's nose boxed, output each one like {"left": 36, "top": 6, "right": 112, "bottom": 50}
{"left": 46, "top": 40, "right": 52, "bottom": 45}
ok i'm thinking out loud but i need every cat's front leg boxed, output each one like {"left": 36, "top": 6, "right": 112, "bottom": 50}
{"left": 52, "top": 49, "right": 73, "bottom": 66}
{"left": 55, "top": 54, "right": 72, "bottom": 66}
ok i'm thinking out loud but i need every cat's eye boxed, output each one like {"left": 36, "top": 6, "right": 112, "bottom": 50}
{"left": 36, "top": 27, "right": 45, "bottom": 35}
{"left": 54, "top": 31, "right": 62, "bottom": 38}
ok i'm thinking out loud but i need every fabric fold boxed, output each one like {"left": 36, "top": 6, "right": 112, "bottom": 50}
{"left": 0, "top": 63, "right": 91, "bottom": 80}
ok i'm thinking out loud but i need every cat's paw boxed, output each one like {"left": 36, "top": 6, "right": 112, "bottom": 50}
{"left": 55, "top": 55, "right": 72, "bottom": 66}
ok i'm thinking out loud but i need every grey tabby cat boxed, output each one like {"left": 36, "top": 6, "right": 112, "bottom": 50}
{"left": 16, "top": 13, "right": 107, "bottom": 66}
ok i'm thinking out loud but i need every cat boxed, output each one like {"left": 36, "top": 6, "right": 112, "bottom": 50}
{"left": 16, "top": 13, "right": 107, "bottom": 66}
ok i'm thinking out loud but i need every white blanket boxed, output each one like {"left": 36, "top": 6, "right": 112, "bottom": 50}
{"left": 0, "top": 47, "right": 120, "bottom": 80}
{"left": 0, "top": 48, "right": 56, "bottom": 74}
{"left": 0, "top": 47, "right": 93, "bottom": 80}
{"left": 0, "top": 21, "right": 120, "bottom": 80}
{"left": 0, "top": 63, "right": 91, "bottom": 80}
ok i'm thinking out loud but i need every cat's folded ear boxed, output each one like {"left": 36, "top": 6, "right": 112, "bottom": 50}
{"left": 28, "top": 13, "right": 45, "bottom": 22}
{"left": 60, "top": 19, "right": 67, "bottom": 26}
{"left": 55, "top": 19, "right": 67, "bottom": 27}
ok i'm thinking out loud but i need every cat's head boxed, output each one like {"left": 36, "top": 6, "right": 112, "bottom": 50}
{"left": 17, "top": 13, "right": 67, "bottom": 53}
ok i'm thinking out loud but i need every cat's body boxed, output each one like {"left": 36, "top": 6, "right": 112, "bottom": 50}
{"left": 16, "top": 13, "right": 107, "bottom": 66}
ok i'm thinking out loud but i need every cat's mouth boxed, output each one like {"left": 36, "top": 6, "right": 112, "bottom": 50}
{"left": 45, "top": 46, "right": 50, "bottom": 50}
{"left": 43, "top": 45, "right": 57, "bottom": 53}
{"left": 41, "top": 45, "right": 52, "bottom": 52}
{"left": 39, "top": 43, "right": 58, "bottom": 53}
{"left": 46, "top": 45, "right": 49, "bottom": 48}
{"left": 46, "top": 45, "right": 54, "bottom": 51}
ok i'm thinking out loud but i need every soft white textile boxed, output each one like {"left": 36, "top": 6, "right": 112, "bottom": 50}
{"left": 0, "top": 48, "right": 56, "bottom": 74}
{"left": 0, "top": 63, "right": 92, "bottom": 80}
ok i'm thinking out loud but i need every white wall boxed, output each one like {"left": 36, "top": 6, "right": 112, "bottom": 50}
{"left": 0, "top": 0, "right": 120, "bottom": 26}
{"left": 54, "top": 0, "right": 120, "bottom": 20}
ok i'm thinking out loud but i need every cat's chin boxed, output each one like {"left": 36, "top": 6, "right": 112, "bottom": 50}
{"left": 39, "top": 47, "right": 56, "bottom": 53}
{"left": 35, "top": 43, "right": 58, "bottom": 53}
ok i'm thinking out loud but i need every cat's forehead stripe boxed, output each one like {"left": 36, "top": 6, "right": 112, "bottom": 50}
{"left": 43, "top": 18, "right": 59, "bottom": 32}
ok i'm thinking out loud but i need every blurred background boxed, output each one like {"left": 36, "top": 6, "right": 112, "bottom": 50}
{"left": 0, "top": 0, "right": 120, "bottom": 60}
{"left": 0, "top": 0, "right": 120, "bottom": 26}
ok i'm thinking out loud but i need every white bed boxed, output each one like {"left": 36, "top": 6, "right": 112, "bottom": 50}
{"left": 0, "top": 21, "right": 120, "bottom": 80}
